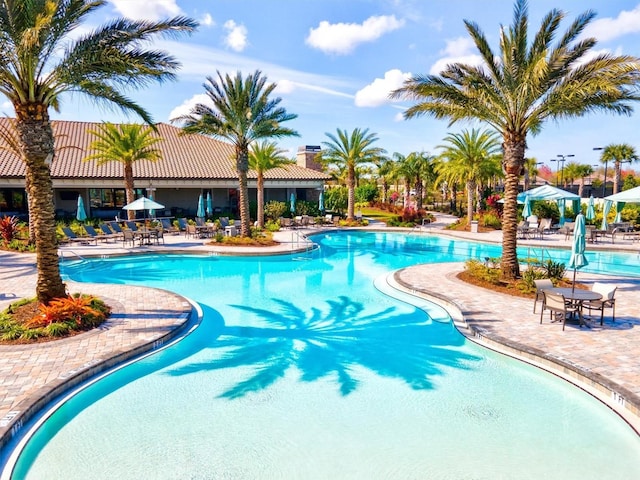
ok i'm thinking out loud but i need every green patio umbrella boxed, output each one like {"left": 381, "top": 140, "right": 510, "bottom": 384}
{"left": 206, "top": 192, "right": 213, "bottom": 217}
{"left": 76, "top": 195, "right": 87, "bottom": 222}
{"left": 585, "top": 195, "right": 595, "bottom": 223}
{"left": 290, "top": 193, "right": 296, "bottom": 214}
{"left": 568, "top": 213, "right": 588, "bottom": 293}
{"left": 318, "top": 191, "right": 325, "bottom": 213}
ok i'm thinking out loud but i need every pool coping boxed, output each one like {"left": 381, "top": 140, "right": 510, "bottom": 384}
{"left": 0, "top": 286, "right": 196, "bottom": 455}
{"left": 390, "top": 269, "right": 640, "bottom": 434}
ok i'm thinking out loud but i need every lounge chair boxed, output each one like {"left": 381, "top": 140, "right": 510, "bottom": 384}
{"left": 61, "top": 226, "right": 96, "bottom": 245}
{"left": 83, "top": 225, "right": 112, "bottom": 243}
{"left": 108, "top": 221, "right": 124, "bottom": 234}
{"left": 583, "top": 283, "right": 617, "bottom": 325}
{"left": 177, "top": 217, "right": 188, "bottom": 234}
{"left": 99, "top": 223, "right": 123, "bottom": 240}
{"left": 533, "top": 278, "right": 553, "bottom": 313}
{"left": 159, "top": 218, "right": 179, "bottom": 235}
{"left": 125, "top": 221, "right": 140, "bottom": 232}
{"left": 540, "top": 290, "right": 582, "bottom": 331}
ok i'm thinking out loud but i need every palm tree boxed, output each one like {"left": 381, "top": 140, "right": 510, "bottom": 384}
{"left": 392, "top": 152, "right": 412, "bottom": 207}
{"left": 408, "top": 151, "right": 437, "bottom": 210}
{"left": 599, "top": 143, "right": 639, "bottom": 194}
{"left": 0, "top": 1, "right": 196, "bottom": 303}
{"left": 177, "top": 70, "right": 298, "bottom": 237}
{"left": 392, "top": 0, "right": 640, "bottom": 279}
{"left": 249, "top": 141, "right": 292, "bottom": 228}
{"left": 84, "top": 123, "right": 162, "bottom": 220}
{"left": 320, "top": 128, "right": 386, "bottom": 220}
{"left": 374, "top": 155, "right": 395, "bottom": 203}
{"left": 523, "top": 157, "right": 541, "bottom": 191}
{"left": 436, "top": 129, "right": 502, "bottom": 225}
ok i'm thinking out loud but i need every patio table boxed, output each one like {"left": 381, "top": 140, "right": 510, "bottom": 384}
{"left": 547, "top": 287, "right": 602, "bottom": 327}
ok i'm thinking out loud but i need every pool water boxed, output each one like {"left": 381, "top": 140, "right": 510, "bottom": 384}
{"left": 5, "top": 231, "right": 640, "bottom": 479}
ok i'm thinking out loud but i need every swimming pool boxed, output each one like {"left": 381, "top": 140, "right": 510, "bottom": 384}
{"left": 4, "top": 231, "right": 640, "bottom": 479}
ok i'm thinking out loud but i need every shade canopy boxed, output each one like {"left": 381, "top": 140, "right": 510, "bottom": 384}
{"left": 76, "top": 195, "right": 87, "bottom": 222}
{"left": 522, "top": 195, "right": 532, "bottom": 219}
{"left": 122, "top": 196, "right": 165, "bottom": 211}
{"left": 517, "top": 185, "right": 580, "bottom": 225}
{"left": 602, "top": 186, "right": 640, "bottom": 229}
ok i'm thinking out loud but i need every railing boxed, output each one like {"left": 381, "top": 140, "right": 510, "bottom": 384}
{"left": 290, "top": 230, "right": 319, "bottom": 257}
{"left": 525, "top": 247, "right": 554, "bottom": 266}
{"left": 58, "top": 250, "right": 86, "bottom": 263}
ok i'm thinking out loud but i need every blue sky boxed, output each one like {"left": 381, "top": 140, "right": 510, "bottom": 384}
{"left": 26, "top": 0, "right": 640, "bottom": 171}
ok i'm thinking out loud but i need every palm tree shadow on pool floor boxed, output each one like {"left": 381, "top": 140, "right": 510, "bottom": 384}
{"left": 168, "top": 296, "right": 482, "bottom": 399}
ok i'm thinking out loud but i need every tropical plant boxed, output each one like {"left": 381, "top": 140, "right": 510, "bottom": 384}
{"left": 320, "top": 128, "right": 386, "bottom": 220}
{"left": 0, "top": 0, "right": 196, "bottom": 303}
{"left": 324, "top": 186, "right": 348, "bottom": 215}
{"left": 177, "top": 70, "right": 299, "bottom": 237}
{"left": 249, "top": 141, "right": 292, "bottom": 228}
{"left": 598, "top": 143, "right": 639, "bottom": 194}
{"left": 0, "top": 215, "right": 19, "bottom": 242}
{"left": 436, "top": 129, "right": 502, "bottom": 225}
{"left": 84, "top": 123, "right": 162, "bottom": 220}
{"left": 264, "top": 200, "right": 288, "bottom": 221}
{"left": 392, "top": 0, "right": 640, "bottom": 279}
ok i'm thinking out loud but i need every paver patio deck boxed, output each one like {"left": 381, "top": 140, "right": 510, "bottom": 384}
{"left": 1, "top": 218, "right": 639, "bottom": 454}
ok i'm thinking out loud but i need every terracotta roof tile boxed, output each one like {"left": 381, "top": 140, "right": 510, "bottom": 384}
{"left": 0, "top": 119, "right": 329, "bottom": 181}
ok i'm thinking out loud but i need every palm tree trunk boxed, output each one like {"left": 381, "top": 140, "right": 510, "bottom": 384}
{"left": 14, "top": 104, "right": 66, "bottom": 303}
{"left": 415, "top": 179, "right": 423, "bottom": 210}
{"left": 404, "top": 179, "right": 411, "bottom": 208}
{"left": 382, "top": 179, "right": 389, "bottom": 203}
{"left": 466, "top": 180, "right": 474, "bottom": 228}
{"left": 256, "top": 172, "right": 265, "bottom": 228}
{"left": 613, "top": 161, "right": 621, "bottom": 194}
{"left": 124, "top": 164, "right": 136, "bottom": 220}
{"left": 237, "top": 148, "right": 251, "bottom": 236}
{"left": 25, "top": 174, "right": 36, "bottom": 244}
{"left": 501, "top": 139, "right": 526, "bottom": 280}
{"left": 347, "top": 166, "right": 355, "bottom": 220}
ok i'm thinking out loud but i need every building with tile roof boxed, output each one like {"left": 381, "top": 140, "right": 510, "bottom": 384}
{"left": 0, "top": 120, "right": 329, "bottom": 219}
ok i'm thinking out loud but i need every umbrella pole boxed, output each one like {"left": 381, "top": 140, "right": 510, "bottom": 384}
{"left": 572, "top": 268, "right": 577, "bottom": 293}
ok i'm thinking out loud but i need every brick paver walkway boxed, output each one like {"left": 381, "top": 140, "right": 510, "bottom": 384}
{"left": 1, "top": 222, "right": 639, "bottom": 455}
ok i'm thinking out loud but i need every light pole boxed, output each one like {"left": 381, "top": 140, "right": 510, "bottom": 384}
{"left": 551, "top": 154, "right": 574, "bottom": 187}
{"left": 593, "top": 147, "right": 605, "bottom": 197}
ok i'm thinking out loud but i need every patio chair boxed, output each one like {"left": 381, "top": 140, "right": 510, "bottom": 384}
{"left": 177, "top": 217, "right": 188, "bottom": 233}
{"left": 108, "top": 221, "right": 124, "bottom": 234}
{"left": 583, "top": 283, "right": 617, "bottom": 325}
{"left": 122, "top": 229, "right": 136, "bottom": 247}
{"left": 533, "top": 278, "right": 553, "bottom": 313}
{"left": 540, "top": 290, "right": 582, "bottom": 331}
{"left": 61, "top": 226, "right": 96, "bottom": 245}
{"left": 152, "top": 228, "right": 165, "bottom": 245}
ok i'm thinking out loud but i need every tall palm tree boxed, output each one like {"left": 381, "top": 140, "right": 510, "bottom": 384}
{"left": 408, "top": 151, "right": 437, "bottom": 210}
{"left": 249, "top": 140, "right": 292, "bottom": 228}
{"left": 392, "top": 152, "right": 412, "bottom": 207}
{"left": 436, "top": 129, "right": 501, "bottom": 225}
{"left": 392, "top": 0, "right": 640, "bottom": 279}
{"left": 177, "top": 70, "right": 298, "bottom": 237}
{"left": 599, "top": 143, "right": 639, "bottom": 194}
{"left": 84, "top": 123, "right": 162, "bottom": 220}
{"left": 374, "top": 155, "right": 395, "bottom": 203}
{"left": 0, "top": 0, "right": 196, "bottom": 303}
{"left": 320, "top": 128, "right": 386, "bottom": 220}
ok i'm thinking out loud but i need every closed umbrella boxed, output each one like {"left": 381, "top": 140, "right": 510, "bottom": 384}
{"left": 568, "top": 213, "right": 588, "bottom": 293}
{"left": 196, "top": 194, "right": 205, "bottom": 219}
{"left": 76, "top": 195, "right": 87, "bottom": 222}
{"left": 290, "top": 193, "right": 296, "bottom": 214}
{"left": 206, "top": 192, "right": 213, "bottom": 217}
{"left": 522, "top": 195, "right": 531, "bottom": 219}
{"left": 318, "top": 191, "right": 325, "bottom": 213}
{"left": 585, "top": 195, "right": 595, "bottom": 223}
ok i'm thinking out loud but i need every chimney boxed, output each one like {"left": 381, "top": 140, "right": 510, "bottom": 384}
{"left": 296, "top": 145, "right": 322, "bottom": 171}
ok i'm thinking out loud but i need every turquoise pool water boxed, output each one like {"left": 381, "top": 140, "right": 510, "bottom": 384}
{"left": 5, "top": 231, "right": 640, "bottom": 479}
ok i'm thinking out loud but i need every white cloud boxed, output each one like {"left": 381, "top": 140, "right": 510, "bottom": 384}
{"left": 583, "top": 5, "right": 640, "bottom": 42}
{"left": 224, "top": 20, "right": 248, "bottom": 52}
{"left": 429, "top": 36, "right": 483, "bottom": 75}
{"left": 168, "top": 93, "right": 212, "bottom": 122}
{"left": 274, "top": 79, "right": 296, "bottom": 94}
{"left": 355, "top": 69, "right": 412, "bottom": 107}
{"left": 305, "top": 15, "right": 405, "bottom": 55}
{"left": 108, "top": 0, "right": 182, "bottom": 21}
{"left": 394, "top": 111, "right": 405, "bottom": 122}
{"left": 200, "top": 13, "right": 215, "bottom": 27}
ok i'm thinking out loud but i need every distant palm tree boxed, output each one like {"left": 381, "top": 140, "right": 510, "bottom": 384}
{"left": 392, "top": 0, "right": 640, "bottom": 279}
{"left": 320, "top": 128, "right": 386, "bottom": 220}
{"left": 373, "top": 155, "right": 395, "bottom": 203}
{"left": 249, "top": 141, "right": 292, "bottom": 228}
{"left": 408, "top": 151, "right": 437, "bottom": 210}
{"left": 0, "top": 0, "right": 196, "bottom": 303}
{"left": 599, "top": 143, "right": 639, "bottom": 194}
{"left": 436, "top": 129, "right": 501, "bottom": 225}
{"left": 178, "top": 70, "right": 298, "bottom": 237}
{"left": 523, "top": 157, "right": 541, "bottom": 191}
{"left": 84, "top": 123, "right": 162, "bottom": 220}
{"left": 392, "top": 152, "right": 412, "bottom": 207}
